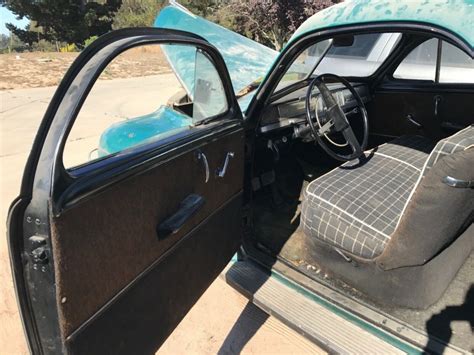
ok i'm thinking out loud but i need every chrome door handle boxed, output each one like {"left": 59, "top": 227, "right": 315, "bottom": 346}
{"left": 196, "top": 150, "right": 209, "bottom": 183}
{"left": 216, "top": 152, "right": 235, "bottom": 178}
{"left": 434, "top": 95, "right": 443, "bottom": 116}
{"left": 442, "top": 176, "right": 474, "bottom": 188}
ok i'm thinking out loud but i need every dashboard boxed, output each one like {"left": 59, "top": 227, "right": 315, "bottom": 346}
{"left": 258, "top": 83, "right": 370, "bottom": 138}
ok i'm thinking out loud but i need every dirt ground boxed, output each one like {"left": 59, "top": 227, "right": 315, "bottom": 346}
{"left": 0, "top": 47, "right": 172, "bottom": 90}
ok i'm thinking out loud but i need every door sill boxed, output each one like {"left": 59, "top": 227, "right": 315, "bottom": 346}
{"left": 222, "top": 252, "right": 465, "bottom": 354}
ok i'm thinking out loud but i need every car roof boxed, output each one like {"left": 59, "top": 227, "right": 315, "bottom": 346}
{"left": 289, "top": 0, "right": 474, "bottom": 49}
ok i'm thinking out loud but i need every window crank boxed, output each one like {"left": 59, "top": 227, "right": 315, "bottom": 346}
{"left": 216, "top": 152, "right": 235, "bottom": 178}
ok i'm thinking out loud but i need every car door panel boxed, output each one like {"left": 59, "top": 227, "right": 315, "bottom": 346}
{"left": 367, "top": 88, "right": 474, "bottom": 140}
{"left": 7, "top": 28, "right": 245, "bottom": 354}
{"left": 66, "top": 191, "right": 242, "bottom": 354}
{"left": 51, "top": 128, "right": 244, "bottom": 340}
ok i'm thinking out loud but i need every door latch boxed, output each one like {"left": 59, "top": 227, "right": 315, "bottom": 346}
{"left": 29, "top": 235, "right": 50, "bottom": 271}
{"left": 216, "top": 152, "right": 235, "bottom": 178}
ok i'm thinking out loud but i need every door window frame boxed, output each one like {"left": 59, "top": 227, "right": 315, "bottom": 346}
{"left": 25, "top": 28, "right": 242, "bottom": 216}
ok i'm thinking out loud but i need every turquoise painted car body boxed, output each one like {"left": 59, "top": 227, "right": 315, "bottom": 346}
{"left": 97, "top": 0, "right": 473, "bottom": 158}
{"left": 98, "top": 106, "right": 191, "bottom": 156}
{"left": 155, "top": 5, "right": 278, "bottom": 110}
{"left": 290, "top": 0, "right": 474, "bottom": 48}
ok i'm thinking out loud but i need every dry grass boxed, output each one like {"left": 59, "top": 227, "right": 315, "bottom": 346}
{"left": 0, "top": 46, "right": 172, "bottom": 90}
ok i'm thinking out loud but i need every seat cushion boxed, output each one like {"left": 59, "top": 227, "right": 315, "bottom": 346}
{"left": 301, "top": 135, "right": 434, "bottom": 259}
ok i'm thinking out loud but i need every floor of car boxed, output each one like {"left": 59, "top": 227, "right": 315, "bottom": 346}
{"left": 251, "top": 141, "right": 473, "bottom": 351}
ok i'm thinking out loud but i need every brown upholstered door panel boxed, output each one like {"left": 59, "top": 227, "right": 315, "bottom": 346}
{"left": 50, "top": 128, "right": 245, "bottom": 339}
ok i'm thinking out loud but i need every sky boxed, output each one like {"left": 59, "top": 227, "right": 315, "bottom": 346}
{"left": 0, "top": 6, "right": 29, "bottom": 35}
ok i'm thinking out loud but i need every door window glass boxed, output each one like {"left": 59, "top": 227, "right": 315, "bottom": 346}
{"left": 193, "top": 50, "right": 228, "bottom": 121}
{"left": 393, "top": 38, "right": 437, "bottom": 81}
{"left": 63, "top": 44, "right": 228, "bottom": 169}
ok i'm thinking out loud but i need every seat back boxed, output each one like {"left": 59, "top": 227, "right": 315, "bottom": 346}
{"left": 377, "top": 128, "right": 474, "bottom": 270}
{"left": 422, "top": 124, "right": 474, "bottom": 176}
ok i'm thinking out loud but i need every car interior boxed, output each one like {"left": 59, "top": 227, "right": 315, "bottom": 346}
{"left": 245, "top": 31, "right": 473, "bottom": 349}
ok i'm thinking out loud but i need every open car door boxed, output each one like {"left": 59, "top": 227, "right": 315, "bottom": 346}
{"left": 7, "top": 28, "right": 245, "bottom": 354}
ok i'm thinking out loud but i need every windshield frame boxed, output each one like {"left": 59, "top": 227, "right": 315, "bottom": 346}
{"left": 273, "top": 39, "right": 333, "bottom": 94}
{"left": 273, "top": 32, "right": 402, "bottom": 97}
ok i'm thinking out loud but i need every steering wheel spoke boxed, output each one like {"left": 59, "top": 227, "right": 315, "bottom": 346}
{"left": 305, "top": 73, "right": 369, "bottom": 162}
{"left": 317, "top": 119, "right": 334, "bottom": 136}
{"left": 342, "top": 126, "right": 362, "bottom": 155}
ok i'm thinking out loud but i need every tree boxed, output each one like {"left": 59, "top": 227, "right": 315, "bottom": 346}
{"left": 112, "top": 0, "right": 165, "bottom": 29}
{"left": 0, "top": 34, "right": 10, "bottom": 52}
{"left": 179, "top": 0, "right": 224, "bottom": 18}
{"left": 3, "top": 0, "right": 122, "bottom": 47}
{"left": 223, "top": 0, "right": 340, "bottom": 50}
{"left": 0, "top": 32, "right": 28, "bottom": 53}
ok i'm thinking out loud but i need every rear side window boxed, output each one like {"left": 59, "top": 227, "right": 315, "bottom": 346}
{"left": 393, "top": 39, "right": 474, "bottom": 83}
{"left": 439, "top": 42, "right": 474, "bottom": 83}
{"left": 393, "top": 38, "right": 437, "bottom": 81}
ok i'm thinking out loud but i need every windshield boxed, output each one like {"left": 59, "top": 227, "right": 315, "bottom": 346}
{"left": 275, "top": 33, "right": 401, "bottom": 92}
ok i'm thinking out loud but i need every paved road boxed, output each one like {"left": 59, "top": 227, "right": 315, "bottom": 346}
{"left": 0, "top": 77, "right": 323, "bottom": 354}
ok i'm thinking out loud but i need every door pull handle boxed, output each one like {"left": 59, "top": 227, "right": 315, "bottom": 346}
{"left": 216, "top": 152, "right": 235, "bottom": 178}
{"left": 157, "top": 194, "right": 205, "bottom": 239}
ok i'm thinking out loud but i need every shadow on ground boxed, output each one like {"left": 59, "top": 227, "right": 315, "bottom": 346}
{"left": 424, "top": 284, "right": 474, "bottom": 354}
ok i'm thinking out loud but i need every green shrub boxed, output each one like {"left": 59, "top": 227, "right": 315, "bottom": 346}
{"left": 112, "top": 0, "right": 165, "bottom": 30}
{"left": 84, "top": 36, "right": 99, "bottom": 48}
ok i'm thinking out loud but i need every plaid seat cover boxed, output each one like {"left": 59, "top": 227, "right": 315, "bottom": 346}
{"left": 422, "top": 125, "right": 474, "bottom": 176}
{"left": 301, "top": 125, "right": 473, "bottom": 259}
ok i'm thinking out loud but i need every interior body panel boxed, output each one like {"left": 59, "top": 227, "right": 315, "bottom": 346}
{"left": 367, "top": 89, "right": 474, "bottom": 140}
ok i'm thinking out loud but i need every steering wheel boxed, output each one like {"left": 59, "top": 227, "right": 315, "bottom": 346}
{"left": 305, "top": 73, "right": 369, "bottom": 161}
